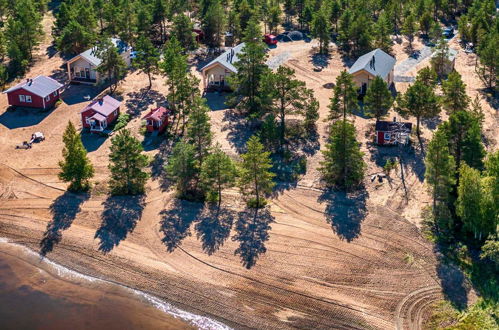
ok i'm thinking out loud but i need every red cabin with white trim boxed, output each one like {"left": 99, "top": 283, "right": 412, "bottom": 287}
{"left": 143, "top": 106, "right": 169, "bottom": 133}
{"left": 80, "top": 95, "right": 121, "bottom": 132}
{"left": 3, "top": 76, "right": 63, "bottom": 109}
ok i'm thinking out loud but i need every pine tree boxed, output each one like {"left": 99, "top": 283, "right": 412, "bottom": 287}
{"left": 431, "top": 37, "right": 451, "bottom": 79}
{"left": 172, "top": 13, "right": 196, "bottom": 51}
{"left": 401, "top": 13, "right": 417, "bottom": 51}
{"left": 95, "top": 38, "right": 127, "bottom": 93}
{"left": 202, "top": 0, "right": 226, "bottom": 48}
{"left": 261, "top": 66, "right": 319, "bottom": 149}
{"left": 311, "top": 5, "right": 330, "bottom": 54}
{"left": 320, "top": 120, "right": 366, "bottom": 189}
{"left": 329, "top": 71, "right": 358, "bottom": 122}
{"left": 364, "top": 76, "right": 393, "bottom": 121}
{"left": 476, "top": 32, "right": 499, "bottom": 90}
{"left": 415, "top": 67, "right": 438, "bottom": 87}
{"left": 186, "top": 97, "right": 212, "bottom": 169}
{"left": 238, "top": 136, "right": 276, "bottom": 208}
{"left": 396, "top": 79, "right": 440, "bottom": 140}
{"left": 200, "top": 144, "right": 237, "bottom": 207}
{"left": 441, "top": 71, "right": 470, "bottom": 114}
{"left": 134, "top": 35, "right": 160, "bottom": 89}
{"left": 373, "top": 11, "right": 393, "bottom": 53}
{"left": 165, "top": 140, "right": 197, "bottom": 198}
{"left": 227, "top": 17, "right": 270, "bottom": 114}
{"left": 108, "top": 129, "right": 149, "bottom": 195}
{"left": 59, "top": 121, "right": 94, "bottom": 192}
{"left": 425, "top": 129, "right": 456, "bottom": 233}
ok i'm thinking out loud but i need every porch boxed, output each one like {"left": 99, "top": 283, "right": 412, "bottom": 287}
{"left": 87, "top": 113, "right": 108, "bottom": 132}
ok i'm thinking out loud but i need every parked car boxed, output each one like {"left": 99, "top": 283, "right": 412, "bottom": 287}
{"left": 263, "top": 34, "right": 278, "bottom": 45}
{"left": 442, "top": 27, "right": 454, "bottom": 38}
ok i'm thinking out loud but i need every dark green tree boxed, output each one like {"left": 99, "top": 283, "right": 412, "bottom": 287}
{"left": 59, "top": 121, "right": 95, "bottom": 192}
{"left": 238, "top": 136, "right": 276, "bottom": 208}
{"left": 364, "top": 76, "right": 393, "bottom": 121}
{"left": 172, "top": 13, "right": 196, "bottom": 51}
{"left": 328, "top": 71, "right": 358, "bottom": 122}
{"left": 95, "top": 38, "right": 127, "bottom": 93}
{"left": 134, "top": 35, "right": 160, "bottom": 88}
{"left": 311, "top": 5, "right": 330, "bottom": 54}
{"left": 320, "top": 120, "right": 366, "bottom": 189}
{"left": 186, "top": 97, "right": 213, "bottom": 169}
{"left": 165, "top": 140, "right": 197, "bottom": 199}
{"left": 108, "top": 129, "right": 149, "bottom": 195}
{"left": 441, "top": 71, "right": 470, "bottom": 114}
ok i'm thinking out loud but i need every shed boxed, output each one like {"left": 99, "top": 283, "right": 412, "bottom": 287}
{"left": 80, "top": 95, "right": 121, "bottom": 132}
{"left": 375, "top": 119, "right": 412, "bottom": 145}
{"left": 3, "top": 76, "right": 63, "bottom": 109}
{"left": 143, "top": 106, "right": 170, "bottom": 133}
{"left": 349, "top": 49, "right": 396, "bottom": 94}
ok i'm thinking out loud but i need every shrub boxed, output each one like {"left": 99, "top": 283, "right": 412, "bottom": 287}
{"left": 113, "top": 113, "right": 130, "bottom": 131}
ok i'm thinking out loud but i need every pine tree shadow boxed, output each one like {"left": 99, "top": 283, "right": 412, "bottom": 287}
{"left": 195, "top": 206, "right": 235, "bottom": 255}
{"left": 94, "top": 195, "right": 145, "bottom": 253}
{"left": 40, "top": 192, "right": 89, "bottom": 256}
{"left": 222, "top": 109, "right": 257, "bottom": 154}
{"left": 160, "top": 199, "right": 203, "bottom": 252}
{"left": 436, "top": 253, "right": 470, "bottom": 310}
{"left": 232, "top": 208, "right": 275, "bottom": 269}
{"left": 125, "top": 88, "right": 168, "bottom": 118}
{"left": 317, "top": 189, "right": 368, "bottom": 242}
{"left": 150, "top": 137, "right": 176, "bottom": 190}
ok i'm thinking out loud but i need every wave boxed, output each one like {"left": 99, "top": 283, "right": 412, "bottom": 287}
{"left": 0, "top": 237, "right": 231, "bottom": 330}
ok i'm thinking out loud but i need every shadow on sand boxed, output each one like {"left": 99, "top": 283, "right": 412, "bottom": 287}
{"left": 436, "top": 256, "right": 471, "bottom": 310}
{"left": 195, "top": 206, "right": 235, "bottom": 256}
{"left": 81, "top": 131, "right": 108, "bottom": 152}
{"left": 160, "top": 199, "right": 203, "bottom": 252}
{"left": 232, "top": 208, "right": 275, "bottom": 269}
{"left": 222, "top": 110, "right": 257, "bottom": 154}
{"left": 40, "top": 192, "right": 89, "bottom": 256}
{"left": 318, "top": 189, "right": 368, "bottom": 242}
{"left": 125, "top": 88, "right": 168, "bottom": 118}
{"left": 94, "top": 195, "right": 145, "bottom": 253}
{"left": 0, "top": 107, "right": 54, "bottom": 129}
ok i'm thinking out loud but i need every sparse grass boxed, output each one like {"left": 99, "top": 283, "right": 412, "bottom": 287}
{"left": 404, "top": 252, "right": 415, "bottom": 265}
{"left": 424, "top": 300, "right": 498, "bottom": 330}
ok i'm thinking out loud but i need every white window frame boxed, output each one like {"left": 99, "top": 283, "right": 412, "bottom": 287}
{"left": 19, "top": 95, "right": 26, "bottom": 102}
{"left": 45, "top": 95, "right": 51, "bottom": 102}
{"left": 25, "top": 95, "right": 32, "bottom": 103}
{"left": 384, "top": 132, "right": 391, "bottom": 141}
{"left": 113, "top": 110, "right": 117, "bottom": 116}
{"left": 53, "top": 91, "right": 58, "bottom": 96}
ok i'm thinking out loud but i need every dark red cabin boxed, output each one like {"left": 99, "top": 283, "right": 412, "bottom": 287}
{"left": 375, "top": 119, "right": 412, "bottom": 146}
{"left": 80, "top": 95, "right": 121, "bottom": 132}
{"left": 3, "top": 76, "right": 63, "bottom": 110}
{"left": 143, "top": 106, "right": 169, "bottom": 133}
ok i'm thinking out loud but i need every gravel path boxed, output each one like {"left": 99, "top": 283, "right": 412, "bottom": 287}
{"left": 267, "top": 51, "right": 291, "bottom": 69}
{"left": 394, "top": 46, "right": 433, "bottom": 75}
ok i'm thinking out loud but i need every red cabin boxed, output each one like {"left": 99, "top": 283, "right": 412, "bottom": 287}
{"left": 3, "top": 76, "right": 63, "bottom": 110}
{"left": 193, "top": 29, "right": 205, "bottom": 42}
{"left": 375, "top": 119, "right": 412, "bottom": 146}
{"left": 263, "top": 34, "right": 278, "bottom": 45}
{"left": 80, "top": 95, "right": 121, "bottom": 133}
{"left": 143, "top": 106, "right": 169, "bottom": 133}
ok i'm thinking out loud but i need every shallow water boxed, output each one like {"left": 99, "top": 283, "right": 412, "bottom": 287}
{"left": 0, "top": 239, "right": 229, "bottom": 330}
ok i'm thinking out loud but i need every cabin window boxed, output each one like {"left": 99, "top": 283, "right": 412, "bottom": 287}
{"left": 384, "top": 132, "right": 391, "bottom": 141}
{"left": 53, "top": 91, "right": 58, "bottom": 96}
{"left": 19, "top": 95, "right": 25, "bottom": 102}
{"left": 45, "top": 95, "right": 50, "bottom": 102}
{"left": 113, "top": 110, "right": 117, "bottom": 116}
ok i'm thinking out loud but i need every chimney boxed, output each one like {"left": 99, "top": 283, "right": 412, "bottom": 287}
{"left": 393, "top": 117, "right": 396, "bottom": 122}
{"left": 98, "top": 98, "right": 104, "bottom": 105}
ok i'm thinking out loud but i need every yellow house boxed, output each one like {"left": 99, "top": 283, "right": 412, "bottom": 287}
{"left": 200, "top": 43, "right": 245, "bottom": 90}
{"left": 348, "top": 49, "right": 396, "bottom": 94}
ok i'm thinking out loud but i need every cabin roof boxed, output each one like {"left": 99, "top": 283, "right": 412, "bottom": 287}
{"left": 200, "top": 43, "right": 246, "bottom": 73}
{"left": 4, "top": 76, "right": 63, "bottom": 97}
{"left": 81, "top": 95, "right": 121, "bottom": 116}
{"left": 349, "top": 48, "right": 396, "bottom": 80}
{"left": 375, "top": 120, "right": 412, "bottom": 132}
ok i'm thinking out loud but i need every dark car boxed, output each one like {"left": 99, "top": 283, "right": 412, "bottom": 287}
{"left": 442, "top": 27, "right": 454, "bottom": 38}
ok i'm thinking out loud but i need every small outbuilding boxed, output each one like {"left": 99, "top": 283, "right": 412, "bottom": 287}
{"left": 143, "top": 106, "right": 169, "bottom": 133}
{"left": 4, "top": 76, "right": 63, "bottom": 109}
{"left": 375, "top": 119, "right": 412, "bottom": 146}
{"left": 349, "top": 48, "right": 396, "bottom": 94}
{"left": 80, "top": 95, "right": 121, "bottom": 133}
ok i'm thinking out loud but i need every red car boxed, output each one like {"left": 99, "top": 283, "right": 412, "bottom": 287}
{"left": 263, "top": 34, "right": 278, "bottom": 45}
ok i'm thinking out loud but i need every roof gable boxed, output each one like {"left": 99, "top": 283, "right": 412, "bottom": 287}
{"left": 81, "top": 95, "right": 121, "bottom": 116}
{"left": 3, "top": 76, "right": 63, "bottom": 97}
{"left": 348, "top": 49, "right": 396, "bottom": 79}
{"left": 68, "top": 38, "right": 132, "bottom": 67}
{"left": 144, "top": 106, "right": 169, "bottom": 121}
{"left": 201, "top": 43, "right": 246, "bottom": 73}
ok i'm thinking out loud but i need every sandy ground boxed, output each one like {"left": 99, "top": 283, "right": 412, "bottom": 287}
{"left": 0, "top": 15, "right": 493, "bottom": 329}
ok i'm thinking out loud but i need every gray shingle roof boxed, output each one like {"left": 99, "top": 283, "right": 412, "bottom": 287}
{"left": 201, "top": 43, "right": 246, "bottom": 73}
{"left": 348, "top": 48, "right": 396, "bottom": 80}
{"left": 73, "top": 38, "right": 131, "bottom": 67}
{"left": 3, "top": 75, "right": 63, "bottom": 97}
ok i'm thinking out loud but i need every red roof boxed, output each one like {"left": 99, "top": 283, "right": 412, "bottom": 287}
{"left": 81, "top": 95, "right": 121, "bottom": 116}
{"left": 143, "top": 106, "right": 169, "bottom": 122}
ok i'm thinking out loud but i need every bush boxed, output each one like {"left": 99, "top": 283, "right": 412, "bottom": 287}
{"left": 247, "top": 197, "right": 268, "bottom": 208}
{"left": 113, "top": 113, "right": 130, "bottom": 131}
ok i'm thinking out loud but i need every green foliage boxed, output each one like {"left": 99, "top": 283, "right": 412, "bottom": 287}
{"left": 396, "top": 78, "right": 440, "bottom": 136}
{"left": 441, "top": 71, "right": 470, "bottom": 114}
{"left": 259, "top": 114, "right": 279, "bottom": 152}
{"left": 261, "top": 66, "right": 319, "bottom": 148}
{"left": 425, "top": 129, "right": 456, "bottom": 233}
{"left": 165, "top": 140, "right": 197, "bottom": 199}
{"left": 416, "top": 67, "right": 438, "bottom": 87}
{"left": 186, "top": 97, "right": 212, "bottom": 168}
{"left": 202, "top": 0, "right": 226, "bottom": 48}
{"left": 227, "top": 17, "right": 270, "bottom": 114}
{"left": 113, "top": 113, "right": 130, "bottom": 131}
{"left": 311, "top": 5, "right": 330, "bottom": 54}
{"left": 431, "top": 37, "right": 452, "bottom": 79}
{"left": 200, "top": 144, "right": 237, "bottom": 206}
{"left": 363, "top": 76, "right": 393, "bottom": 121}
{"left": 58, "top": 121, "right": 94, "bottom": 192}
{"left": 424, "top": 300, "right": 498, "bottom": 330}
{"left": 95, "top": 38, "right": 127, "bottom": 93}
{"left": 328, "top": 70, "right": 358, "bottom": 122}
{"left": 320, "top": 120, "right": 366, "bottom": 189}
{"left": 401, "top": 13, "right": 417, "bottom": 50}
{"left": 476, "top": 32, "right": 499, "bottom": 90}
{"left": 172, "top": 13, "right": 197, "bottom": 51}
{"left": 134, "top": 35, "right": 160, "bottom": 88}
{"left": 238, "top": 136, "right": 276, "bottom": 208}
{"left": 108, "top": 129, "right": 149, "bottom": 195}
